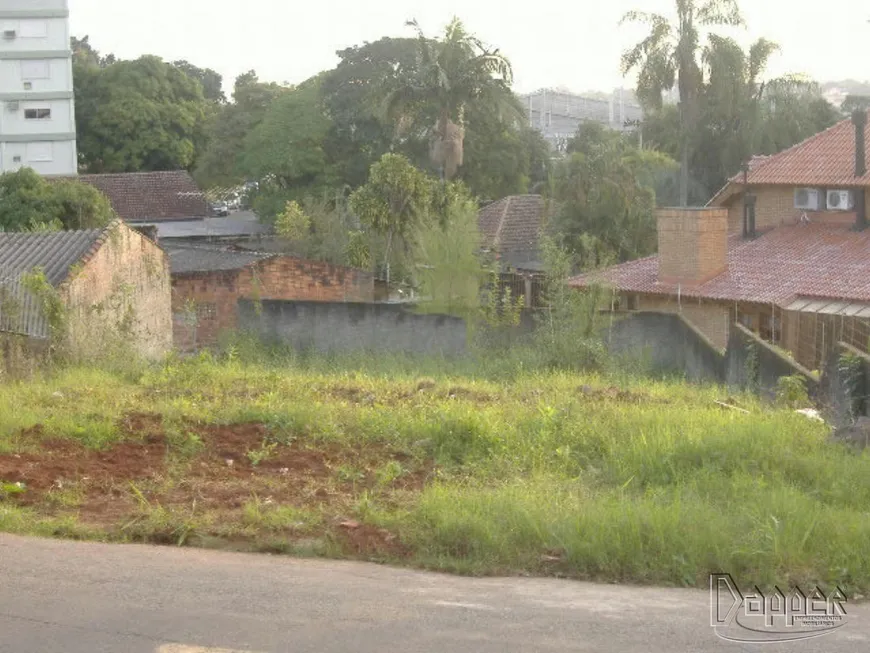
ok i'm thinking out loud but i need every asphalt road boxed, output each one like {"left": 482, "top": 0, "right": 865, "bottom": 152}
{"left": 1, "top": 534, "right": 869, "bottom": 652}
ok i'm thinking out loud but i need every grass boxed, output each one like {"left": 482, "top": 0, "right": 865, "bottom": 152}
{"left": 0, "top": 350, "right": 865, "bottom": 595}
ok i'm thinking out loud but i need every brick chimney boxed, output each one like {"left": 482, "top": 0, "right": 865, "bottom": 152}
{"left": 853, "top": 110, "right": 867, "bottom": 231}
{"left": 657, "top": 207, "right": 728, "bottom": 286}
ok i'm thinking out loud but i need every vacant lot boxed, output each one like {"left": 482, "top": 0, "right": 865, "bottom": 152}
{"left": 0, "top": 352, "right": 865, "bottom": 593}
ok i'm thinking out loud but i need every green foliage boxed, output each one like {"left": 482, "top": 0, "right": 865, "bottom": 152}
{"left": 172, "top": 60, "right": 225, "bottom": 103}
{"left": 275, "top": 201, "right": 311, "bottom": 242}
{"left": 75, "top": 54, "right": 209, "bottom": 173}
{"left": 532, "top": 237, "right": 611, "bottom": 370}
{"left": 387, "top": 18, "right": 521, "bottom": 180}
{"left": 839, "top": 352, "right": 866, "bottom": 419}
{"left": 415, "top": 182, "right": 483, "bottom": 317}
{"left": 551, "top": 124, "right": 672, "bottom": 266}
{"left": 349, "top": 153, "right": 434, "bottom": 283}
{"left": 195, "top": 71, "right": 289, "bottom": 188}
{"left": 0, "top": 169, "right": 116, "bottom": 232}
{"left": 775, "top": 374, "right": 810, "bottom": 408}
{"left": 241, "top": 79, "right": 334, "bottom": 201}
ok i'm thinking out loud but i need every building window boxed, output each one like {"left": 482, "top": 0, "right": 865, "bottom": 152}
{"left": 20, "top": 60, "right": 49, "bottom": 80}
{"left": 18, "top": 21, "right": 47, "bottom": 38}
{"left": 26, "top": 143, "right": 52, "bottom": 162}
{"left": 196, "top": 303, "right": 217, "bottom": 322}
{"left": 24, "top": 108, "right": 51, "bottom": 120}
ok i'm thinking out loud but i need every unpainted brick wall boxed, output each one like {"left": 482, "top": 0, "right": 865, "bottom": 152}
{"left": 172, "top": 256, "right": 375, "bottom": 349}
{"left": 656, "top": 208, "right": 728, "bottom": 286}
{"left": 724, "top": 186, "right": 868, "bottom": 233}
{"left": 63, "top": 224, "right": 172, "bottom": 360}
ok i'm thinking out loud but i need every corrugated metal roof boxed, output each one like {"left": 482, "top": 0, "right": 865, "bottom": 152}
{"left": 168, "top": 246, "right": 273, "bottom": 275}
{"left": 785, "top": 297, "right": 870, "bottom": 316}
{"left": 0, "top": 229, "right": 104, "bottom": 286}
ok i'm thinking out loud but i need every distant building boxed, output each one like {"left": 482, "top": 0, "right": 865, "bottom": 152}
{"left": 518, "top": 88, "right": 643, "bottom": 152}
{"left": 0, "top": 0, "right": 77, "bottom": 176}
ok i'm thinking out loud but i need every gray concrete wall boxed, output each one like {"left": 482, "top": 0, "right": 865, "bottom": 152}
{"left": 724, "top": 323, "right": 819, "bottom": 400}
{"left": 820, "top": 342, "right": 870, "bottom": 426}
{"left": 602, "top": 311, "right": 724, "bottom": 383}
{"left": 238, "top": 300, "right": 467, "bottom": 356}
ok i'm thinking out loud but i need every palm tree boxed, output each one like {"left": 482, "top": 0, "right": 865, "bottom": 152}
{"left": 387, "top": 18, "right": 520, "bottom": 180}
{"left": 621, "top": 0, "right": 743, "bottom": 206}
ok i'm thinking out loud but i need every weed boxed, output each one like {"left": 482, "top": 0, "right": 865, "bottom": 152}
{"left": 375, "top": 461, "right": 406, "bottom": 487}
{"left": 246, "top": 441, "right": 278, "bottom": 467}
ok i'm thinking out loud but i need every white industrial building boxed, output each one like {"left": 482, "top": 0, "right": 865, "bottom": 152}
{"left": 518, "top": 88, "right": 643, "bottom": 153}
{"left": 0, "top": 0, "right": 76, "bottom": 176}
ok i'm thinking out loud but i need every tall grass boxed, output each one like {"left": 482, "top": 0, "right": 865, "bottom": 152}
{"left": 1, "top": 349, "right": 867, "bottom": 592}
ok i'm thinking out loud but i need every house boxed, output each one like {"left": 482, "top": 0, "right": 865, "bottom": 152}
{"left": 169, "top": 245, "right": 375, "bottom": 349}
{"left": 478, "top": 194, "right": 548, "bottom": 307}
{"left": 571, "top": 110, "right": 870, "bottom": 371}
{"left": 76, "top": 170, "right": 210, "bottom": 224}
{"left": 0, "top": 220, "right": 172, "bottom": 360}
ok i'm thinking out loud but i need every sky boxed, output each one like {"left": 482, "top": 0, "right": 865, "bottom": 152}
{"left": 68, "top": 0, "right": 869, "bottom": 97}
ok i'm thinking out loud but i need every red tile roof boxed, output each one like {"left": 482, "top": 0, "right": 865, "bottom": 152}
{"left": 76, "top": 171, "right": 209, "bottom": 222}
{"left": 570, "top": 222, "right": 870, "bottom": 306}
{"left": 710, "top": 111, "right": 870, "bottom": 205}
{"left": 478, "top": 195, "right": 546, "bottom": 271}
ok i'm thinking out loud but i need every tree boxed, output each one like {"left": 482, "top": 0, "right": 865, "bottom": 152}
{"left": 415, "top": 182, "right": 482, "bottom": 317}
{"left": 320, "top": 37, "right": 424, "bottom": 188}
{"left": 387, "top": 18, "right": 519, "bottom": 180}
{"left": 172, "top": 60, "right": 225, "bottom": 103}
{"left": 194, "top": 71, "right": 288, "bottom": 188}
{"left": 551, "top": 123, "right": 676, "bottom": 267}
{"left": 240, "top": 79, "right": 335, "bottom": 219}
{"left": 349, "top": 153, "right": 433, "bottom": 284}
{"left": 842, "top": 95, "right": 870, "bottom": 116}
{"left": 0, "top": 169, "right": 116, "bottom": 232}
{"left": 75, "top": 55, "right": 209, "bottom": 173}
{"left": 621, "top": 0, "right": 743, "bottom": 206}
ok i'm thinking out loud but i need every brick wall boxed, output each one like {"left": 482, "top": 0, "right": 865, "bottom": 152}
{"left": 657, "top": 207, "right": 728, "bottom": 286}
{"left": 723, "top": 186, "right": 868, "bottom": 233}
{"left": 63, "top": 223, "right": 172, "bottom": 360}
{"left": 172, "top": 256, "right": 375, "bottom": 349}
{"left": 635, "top": 293, "right": 732, "bottom": 350}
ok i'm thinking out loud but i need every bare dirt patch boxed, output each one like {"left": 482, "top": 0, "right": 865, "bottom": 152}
{"left": 0, "top": 416, "right": 430, "bottom": 557}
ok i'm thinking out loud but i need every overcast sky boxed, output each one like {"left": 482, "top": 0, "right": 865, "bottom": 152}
{"left": 68, "top": 0, "right": 868, "bottom": 96}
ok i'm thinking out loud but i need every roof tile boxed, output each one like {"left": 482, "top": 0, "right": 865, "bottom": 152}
{"left": 571, "top": 222, "right": 870, "bottom": 306}
{"left": 76, "top": 171, "right": 209, "bottom": 222}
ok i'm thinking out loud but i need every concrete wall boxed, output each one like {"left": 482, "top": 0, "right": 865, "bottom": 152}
{"left": 238, "top": 300, "right": 468, "bottom": 357}
{"left": 64, "top": 222, "right": 172, "bottom": 360}
{"left": 724, "top": 323, "right": 819, "bottom": 400}
{"left": 634, "top": 293, "right": 732, "bottom": 350}
{"left": 172, "top": 257, "right": 375, "bottom": 350}
{"left": 603, "top": 311, "right": 724, "bottom": 382}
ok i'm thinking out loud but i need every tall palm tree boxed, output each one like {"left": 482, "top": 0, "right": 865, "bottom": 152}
{"left": 387, "top": 18, "right": 520, "bottom": 180}
{"left": 621, "top": 0, "right": 743, "bottom": 206}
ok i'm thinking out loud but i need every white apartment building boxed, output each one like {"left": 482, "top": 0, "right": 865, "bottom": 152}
{"left": 0, "top": 0, "right": 76, "bottom": 176}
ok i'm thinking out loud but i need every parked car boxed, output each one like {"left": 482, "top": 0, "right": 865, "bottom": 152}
{"left": 210, "top": 201, "right": 229, "bottom": 217}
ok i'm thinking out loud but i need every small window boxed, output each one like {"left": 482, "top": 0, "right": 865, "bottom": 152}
{"left": 196, "top": 303, "right": 217, "bottom": 322}
{"left": 24, "top": 108, "right": 51, "bottom": 120}
{"left": 18, "top": 21, "right": 47, "bottom": 38}
{"left": 26, "top": 142, "right": 52, "bottom": 162}
{"left": 12, "top": 155, "right": 21, "bottom": 164}
{"left": 20, "top": 60, "right": 49, "bottom": 80}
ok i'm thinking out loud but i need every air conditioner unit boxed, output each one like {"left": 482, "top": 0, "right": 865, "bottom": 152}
{"left": 794, "top": 188, "right": 820, "bottom": 210}
{"left": 827, "top": 189, "right": 854, "bottom": 211}
{"left": 3, "top": 30, "right": 16, "bottom": 40}
{"left": 5, "top": 101, "right": 18, "bottom": 112}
